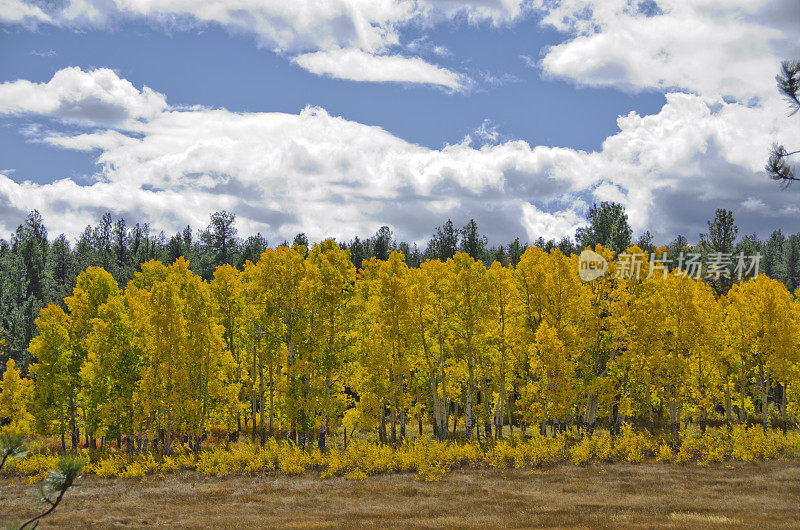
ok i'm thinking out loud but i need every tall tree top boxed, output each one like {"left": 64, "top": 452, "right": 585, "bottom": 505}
{"left": 574, "top": 202, "right": 632, "bottom": 253}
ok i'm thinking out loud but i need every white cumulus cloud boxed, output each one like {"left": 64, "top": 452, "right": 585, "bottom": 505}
{"left": 292, "top": 49, "right": 463, "bottom": 89}
{"left": 533, "top": 0, "right": 800, "bottom": 102}
{"left": 0, "top": 0, "right": 51, "bottom": 25}
{"left": 0, "top": 67, "right": 168, "bottom": 126}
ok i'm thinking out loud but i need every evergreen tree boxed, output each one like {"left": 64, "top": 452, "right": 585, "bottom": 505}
{"left": 50, "top": 234, "right": 73, "bottom": 303}
{"left": 348, "top": 236, "right": 366, "bottom": 270}
{"left": 636, "top": 231, "right": 654, "bottom": 253}
{"left": 573, "top": 204, "right": 624, "bottom": 252}
{"left": 293, "top": 232, "right": 308, "bottom": 249}
{"left": 766, "top": 60, "right": 799, "bottom": 185}
{"left": 239, "top": 233, "right": 267, "bottom": 266}
{"left": 785, "top": 235, "right": 800, "bottom": 292}
{"left": 459, "top": 219, "right": 488, "bottom": 263}
{"left": 373, "top": 226, "right": 393, "bottom": 262}
{"left": 764, "top": 230, "right": 787, "bottom": 284}
{"left": 575, "top": 202, "right": 632, "bottom": 253}
{"left": 666, "top": 234, "right": 689, "bottom": 270}
{"left": 557, "top": 236, "right": 575, "bottom": 255}
{"left": 700, "top": 209, "right": 738, "bottom": 296}
{"left": 201, "top": 211, "right": 240, "bottom": 275}
{"left": 426, "top": 219, "right": 458, "bottom": 261}
{"left": 93, "top": 213, "right": 114, "bottom": 271}
{"left": 165, "top": 233, "right": 185, "bottom": 264}
{"left": 507, "top": 237, "right": 524, "bottom": 267}
{"left": 397, "top": 241, "right": 422, "bottom": 268}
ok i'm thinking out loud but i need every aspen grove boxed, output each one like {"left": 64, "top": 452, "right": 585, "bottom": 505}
{"left": 11, "top": 241, "right": 800, "bottom": 455}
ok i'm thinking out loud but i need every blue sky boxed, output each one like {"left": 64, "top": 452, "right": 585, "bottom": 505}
{"left": 0, "top": 1, "right": 799, "bottom": 245}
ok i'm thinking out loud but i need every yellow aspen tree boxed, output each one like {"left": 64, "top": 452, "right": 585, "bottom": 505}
{"left": 605, "top": 249, "right": 663, "bottom": 430}
{"left": 406, "top": 265, "right": 436, "bottom": 437}
{"left": 179, "top": 259, "right": 237, "bottom": 451}
{"left": 241, "top": 259, "right": 286, "bottom": 444}
{"left": 127, "top": 260, "right": 186, "bottom": 453}
{"left": 779, "top": 289, "right": 800, "bottom": 434}
{"left": 0, "top": 358, "right": 34, "bottom": 431}
{"left": 723, "top": 275, "right": 794, "bottom": 429}
{"left": 513, "top": 246, "right": 558, "bottom": 434}
{"left": 210, "top": 264, "right": 248, "bottom": 436}
{"left": 451, "top": 252, "right": 489, "bottom": 441}
{"left": 757, "top": 278, "right": 799, "bottom": 433}
{"left": 571, "top": 245, "right": 617, "bottom": 432}
{"left": 523, "top": 322, "right": 576, "bottom": 430}
{"left": 408, "top": 259, "right": 455, "bottom": 440}
{"left": 603, "top": 245, "right": 657, "bottom": 434}
{"left": 368, "top": 251, "right": 411, "bottom": 444}
{"left": 28, "top": 304, "right": 72, "bottom": 449}
{"left": 127, "top": 258, "right": 236, "bottom": 453}
{"left": 426, "top": 259, "right": 459, "bottom": 440}
{"left": 352, "top": 259, "right": 392, "bottom": 443}
{"left": 516, "top": 247, "right": 588, "bottom": 433}
{"left": 486, "top": 260, "right": 519, "bottom": 438}
{"left": 305, "top": 239, "right": 356, "bottom": 450}
{"left": 64, "top": 267, "right": 119, "bottom": 448}
{"left": 685, "top": 279, "right": 726, "bottom": 432}
{"left": 81, "top": 294, "right": 140, "bottom": 450}
{"left": 253, "top": 245, "right": 310, "bottom": 446}
{"left": 735, "top": 275, "right": 797, "bottom": 431}
{"left": 724, "top": 277, "right": 759, "bottom": 425}
{"left": 651, "top": 274, "right": 697, "bottom": 433}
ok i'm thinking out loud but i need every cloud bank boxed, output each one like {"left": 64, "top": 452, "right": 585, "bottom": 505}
{"left": 532, "top": 0, "right": 800, "bottom": 101}
{"left": 0, "top": 66, "right": 798, "bottom": 246}
{"left": 0, "top": 0, "right": 530, "bottom": 89}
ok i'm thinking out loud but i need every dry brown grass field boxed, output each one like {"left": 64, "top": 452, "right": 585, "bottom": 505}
{"left": 2, "top": 459, "right": 799, "bottom": 528}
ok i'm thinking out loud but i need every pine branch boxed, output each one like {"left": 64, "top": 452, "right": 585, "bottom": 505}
{"left": 777, "top": 60, "right": 800, "bottom": 114}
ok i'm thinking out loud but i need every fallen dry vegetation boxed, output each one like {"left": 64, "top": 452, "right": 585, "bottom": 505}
{"left": 2, "top": 459, "right": 799, "bottom": 528}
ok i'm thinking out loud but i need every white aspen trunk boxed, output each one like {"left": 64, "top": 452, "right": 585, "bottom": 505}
{"left": 430, "top": 375, "right": 440, "bottom": 438}
{"left": 269, "top": 363, "right": 275, "bottom": 437}
{"left": 495, "top": 384, "right": 505, "bottom": 439}
{"left": 465, "top": 358, "right": 474, "bottom": 441}
{"left": 319, "top": 373, "right": 331, "bottom": 451}
{"left": 740, "top": 364, "right": 747, "bottom": 424}
{"left": 724, "top": 380, "right": 732, "bottom": 422}
{"left": 165, "top": 410, "right": 172, "bottom": 456}
{"left": 508, "top": 391, "right": 513, "bottom": 439}
{"left": 760, "top": 365, "right": 770, "bottom": 432}
{"left": 442, "top": 365, "right": 449, "bottom": 440}
{"left": 59, "top": 405, "right": 66, "bottom": 452}
{"left": 584, "top": 394, "right": 598, "bottom": 430}
{"left": 390, "top": 370, "right": 397, "bottom": 445}
{"left": 251, "top": 340, "right": 257, "bottom": 443}
{"left": 782, "top": 382, "right": 788, "bottom": 436}
{"left": 259, "top": 341, "right": 265, "bottom": 446}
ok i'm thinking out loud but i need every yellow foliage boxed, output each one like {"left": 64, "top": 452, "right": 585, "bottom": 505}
{"left": 615, "top": 424, "right": 654, "bottom": 463}
{"left": 656, "top": 444, "right": 675, "bottom": 463}
{"left": 119, "top": 453, "right": 158, "bottom": 478}
{"left": 88, "top": 455, "right": 126, "bottom": 477}
{"left": 7, "top": 427, "right": 800, "bottom": 483}
{"left": 161, "top": 450, "right": 198, "bottom": 473}
{"left": 13, "top": 452, "right": 59, "bottom": 482}
{"left": 0, "top": 359, "right": 34, "bottom": 431}
{"left": 570, "top": 430, "right": 614, "bottom": 466}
